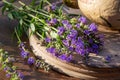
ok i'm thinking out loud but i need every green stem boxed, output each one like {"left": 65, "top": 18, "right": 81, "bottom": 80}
{"left": 22, "top": 19, "right": 44, "bottom": 39}
{"left": 15, "top": 28, "right": 22, "bottom": 44}
{"left": 29, "top": 8, "right": 50, "bottom": 18}
{"left": 3, "top": 0, "right": 50, "bottom": 18}
{"left": 38, "top": 9, "right": 49, "bottom": 14}
{"left": 27, "top": 14, "right": 45, "bottom": 24}
{"left": 44, "top": 0, "right": 52, "bottom": 6}
{"left": 24, "top": 14, "right": 58, "bottom": 32}
{"left": 36, "top": 32, "right": 44, "bottom": 39}
{"left": 50, "top": 26, "right": 58, "bottom": 32}
{"left": 3, "top": 0, "right": 19, "bottom": 9}
{"left": 18, "top": 1, "right": 50, "bottom": 18}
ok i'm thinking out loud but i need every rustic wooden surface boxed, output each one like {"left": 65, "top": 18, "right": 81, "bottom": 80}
{"left": 0, "top": 0, "right": 120, "bottom": 80}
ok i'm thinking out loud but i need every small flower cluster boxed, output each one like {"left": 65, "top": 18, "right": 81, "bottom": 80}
{"left": 46, "top": 47, "right": 72, "bottom": 62}
{"left": 47, "top": 3, "right": 57, "bottom": 12}
{"left": 0, "top": 49, "right": 24, "bottom": 80}
{"left": 19, "top": 42, "right": 50, "bottom": 71}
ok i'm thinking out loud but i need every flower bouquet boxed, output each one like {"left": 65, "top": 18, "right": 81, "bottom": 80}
{"left": 2, "top": 0, "right": 105, "bottom": 79}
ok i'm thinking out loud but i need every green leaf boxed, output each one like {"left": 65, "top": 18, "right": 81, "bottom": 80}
{"left": 30, "top": 23, "right": 35, "bottom": 32}
{"left": 42, "top": 31, "right": 45, "bottom": 38}
{"left": 8, "top": 13, "right": 14, "bottom": 20}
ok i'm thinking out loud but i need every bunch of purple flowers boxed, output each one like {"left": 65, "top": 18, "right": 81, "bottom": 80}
{"left": 2, "top": 0, "right": 104, "bottom": 64}
{"left": 45, "top": 16, "right": 104, "bottom": 62}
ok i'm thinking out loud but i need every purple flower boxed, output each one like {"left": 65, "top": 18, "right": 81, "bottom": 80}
{"left": 27, "top": 57, "right": 35, "bottom": 65}
{"left": 45, "top": 37, "right": 51, "bottom": 43}
{"left": 78, "top": 16, "right": 87, "bottom": 24}
{"left": 50, "top": 18, "right": 58, "bottom": 25}
{"left": 92, "top": 49, "right": 99, "bottom": 54}
{"left": 62, "top": 40, "right": 69, "bottom": 47}
{"left": 18, "top": 72, "right": 24, "bottom": 80}
{"left": 66, "top": 24, "right": 72, "bottom": 29}
{"left": 19, "top": 42, "right": 25, "bottom": 48}
{"left": 4, "top": 67, "right": 7, "bottom": 71}
{"left": 19, "top": 47, "right": 24, "bottom": 51}
{"left": 92, "top": 44, "right": 99, "bottom": 49}
{"left": 75, "top": 37, "right": 84, "bottom": 48}
{"left": 62, "top": 20, "right": 69, "bottom": 25}
{"left": 66, "top": 34, "right": 72, "bottom": 40}
{"left": 75, "top": 48, "right": 85, "bottom": 55}
{"left": 89, "top": 23, "right": 97, "bottom": 32}
{"left": 88, "top": 43, "right": 99, "bottom": 54}
{"left": 62, "top": 20, "right": 72, "bottom": 29}
{"left": 58, "top": 26, "right": 65, "bottom": 35}
{"left": 87, "top": 48, "right": 92, "bottom": 52}
{"left": 59, "top": 54, "right": 72, "bottom": 62}
{"left": 66, "top": 55, "right": 72, "bottom": 62}
{"left": 91, "top": 43, "right": 99, "bottom": 54}
{"left": 71, "top": 38, "right": 77, "bottom": 45}
{"left": 84, "top": 30, "right": 90, "bottom": 35}
{"left": 75, "top": 23, "right": 80, "bottom": 28}
{"left": 51, "top": 3, "right": 56, "bottom": 10}
{"left": 46, "top": 20, "right": 51, "bottom": 26}
{"left": 69, "top": 30, "right": 78, "bottom": 38}
{"left": 85, "top": 48, "right": 90, "bottom": 54}
{"left": 52, "top": 52, "right": 59, "bottom": 57}
{"left": 68, "top": 46, "right": 74, "bottom": 51}
{"left": 19, "top": 42, "right": 25, "bottom": 51}
{"left": 76, "top": 43, "right": 84, "bottom": 49}
{"left": 21, "top": 50, "right": 29, "bottom": 59}
{"left": 89, "top": 39, "right": 93, "bottom": 43}
{"left": 105, "top": 55, "right": 111, "bottom": 62}
{"left": 6, "top": 73, "right": 11, "bottom": 78}
{"left": 77, "top": 37, "right": 82, "bottom": 42}
{"left": 58, "top": 54, "right": 67, "bottom": 60}
{"left": 46, "top": 47, "right": 56, "bottom": 54}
